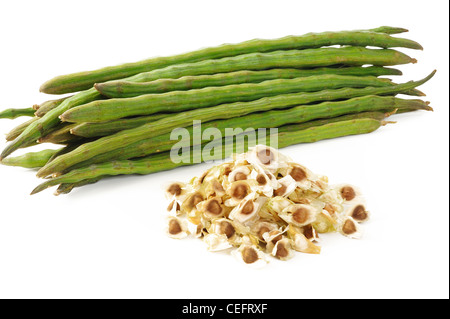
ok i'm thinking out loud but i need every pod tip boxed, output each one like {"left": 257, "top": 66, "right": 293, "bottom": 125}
{"left": 421, "top": 70, "right": 437, "bottom": 84}
{"left": 0, "top": 146, "right": 11, "bottom": 161}
{"left": 394, "top": 27, "right": 409, "bottom": 34}
{"left": 36, "top": 168, "right": 46, "bottom": 178}
{"left": 93, "top": 83, "right": 107, "bottom": 96}
{"left": 417, "top": 90, "right": 426, "bottom": 97}
{"left": 30, "top": 186, "right": 40, "bottom": 195}
{"left": 385, "top": 108, "right": 399, "bottom": 117}
{"left": 39, "top": 83, "right": 48, "bottom": 94}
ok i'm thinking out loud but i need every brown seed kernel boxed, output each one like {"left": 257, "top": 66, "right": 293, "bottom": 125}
{"left": 275, "top": 242, "right": 289, "bottom": 259}
{"left": 241, "top": 200, "right": 254, "bottom": 215}
{"left": 257, "top": 148, "right": 274, "bottom": 165}
{"left": 206, "top": 199, "right": 222, "bottom": 216}
{"left": 302, "top": 225, "right": 317, "bottom": 240}
{"left": 242, "top": 247, "right": 259, "bottom": 264}
{"left": 351, "top": 205, "right": 368, "bottom": 221}
{"left": 273, "top": 184, "right": 287, "bottom": 196}
{"left": 198, "top": 170, "right": 209, "bottom": 184}
{"left": 341, "top": 186, "right": 356, "bottom": 201}
{"left": 272, "top": 235, "right": 282, "bottom": 244}
{"left": 290, "top": 166, "right": 307, "bottom": 182}
{"left": 167, "top": 200, "right": 181, "bottom": 212}
{"left": 223, "top": 165, "right": 232, "bottom": 176}
{"left": 342, "top": 219, "right": 357, "bottom": 235}
{"left": 257, "top": 226, "right": 271, "bottom": 241}
{"left": 269, "top": 231, "right": 282, "bottom": 245}
{"left": 195, "top": 226, "right": 208, "bottom": 238}
{"left": 219, "top": 221, "right": 235, "bottom": 239}
{"left": 234, "top": 172, "right": 247, "bottom": 181}
{"left": 188, "top": 193, "right": 204, "bottom": 208}
{"left": 168, "top": 219, "right": 182, "bottom": 235}
{"left": 196, "top": 224, "right": 203, "bottom": 237}
{"left": 212, "top": 180, "right": 225, "bottom": 194}
{"left": 167, "top": 183, "right": 182, "bottom": 196}
{"left": 256, "top": 174, "right": 267, "bottom": 185}
{"left": 232, "top": 183, "right": 249, "bottom": 200}
{"left": 292, "top": 207, "right": 310, "bottom": 224}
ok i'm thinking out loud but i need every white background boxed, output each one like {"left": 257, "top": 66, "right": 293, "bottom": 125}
{"left": 0, "top": 0, "right": 448, "bottom": 299}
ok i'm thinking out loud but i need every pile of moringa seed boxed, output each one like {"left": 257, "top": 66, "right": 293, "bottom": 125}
{"left": 165, "top": 146, "right": 369, "bottom": 266}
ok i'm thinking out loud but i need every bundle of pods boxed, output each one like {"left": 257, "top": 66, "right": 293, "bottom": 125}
{"left": 165, "top": 146, "right": 369, "bottom": 266}
{"left": 0, "top": 26, "right": 435, "bottom": 195}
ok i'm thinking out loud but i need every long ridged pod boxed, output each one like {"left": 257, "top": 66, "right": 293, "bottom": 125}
{"left": 65, "top": 96, "right": 430, "bottom": 170}
{"left": 96, "top": 66, "right": 403, "bottom": 98}
{"left": 0, "top": 108, "right": 36, "bottom": 119}
{"left": 0, "top": 143, "right": 94, "bottom": 170}
{"left": 34, "top": 97, "right": 71, "bottom": 117}
{"left": 45, "top": 142, "right": 90, "bottom": 165}
{"left": 61, "top": 74, "right": 401, "bottom": 123}
{"left": 5, "top": 117, "right": 61, "bottom": 147}
{"left": 54, "top": 177, "right": 103, "bottom": 195}
{"left": 2, "top": 46, "right": 415, "bottom": 159}
{"left": 1, "top": 149, "right": 60, "bottom": 169}
{"left": 71, "top": 113, "right": 172, "bottom": 138}
{"left": 35, "top": 71, "right": 436, "bottom": 178}
{"left": 274, "top": 111, "right": 388, "bottom": 131}
{"left": 40, "top": 27, "right": 420, "bottom": 94}
{"left": 5, "top": 117, "right": 39, "bottom": 142}
{"left": 97, "top": 47, "right": 416, "bottom": 88}
{"left": 31, "top": 118, "right": 384, "bottom": 194}
{"left": 71, "top": 92, "right": 428, "bottom": 139}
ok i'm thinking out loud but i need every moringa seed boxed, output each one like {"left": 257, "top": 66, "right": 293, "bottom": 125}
{"left": 292, "top": 207, "right": 310, "bottom": 224}
{"left": 241, "top": 200, "right": 254, "bottom": 215}
{"left": 167, "top": 183, "right": 182, "bottom": 196}
{"left": 351, "top": 204, "right": 368, "bottom": 221}
{"left": 242, "top": 247, "right": 259, "bottom": 264}
{"left": 234, "top": 172, "right": 247, "bottom": 181}
{"left": 256, "top": 173, "right": 267, "bottom": 185}
{"left": 206, "top": 199, "right": 222, "bottom": 216}
{"left": 275, "top": 242, "right": 289, "bottom": 259}
{"left": 273, "top": 184, "right": 287, "bottom": 196}
{"left": 232, "top": 183, "right": 249, "bottom": 200}
{"left": 219, "top": 221, "right": 235, "bottom": 239}
{"left": 168, "top": 219, "right": 182, "bottom": 235}
{"left": 341, "top": 186, "right": 356, "bottom": 201}
{"left": 290, "top": 166, "right": 307, "bottom": 182}
{"left": 342, "top": 219, "right": 357, "bottom": 235}
{"left": 257, "top": 148, "right": 274, "bottom": 165}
